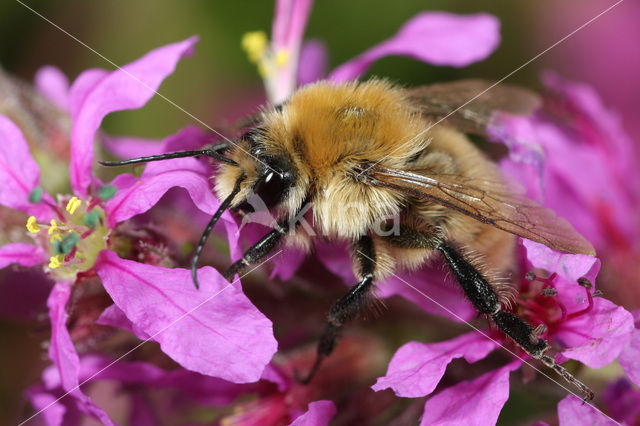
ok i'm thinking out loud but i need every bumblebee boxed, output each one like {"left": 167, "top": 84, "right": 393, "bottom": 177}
{"left": 102, "top": 79, "right": 596, "bottom": 399}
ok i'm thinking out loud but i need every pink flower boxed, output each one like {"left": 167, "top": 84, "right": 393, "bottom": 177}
{"left": 2, "top": 38, "right": 276, "bottom": 425}
{"left": 489, "top": 72, "right": 640, "bottom": 309}
{"left": 243, "top": 0, "right": 500, "bottom": 104}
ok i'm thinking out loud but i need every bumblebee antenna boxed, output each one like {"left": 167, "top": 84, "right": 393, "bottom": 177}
{"left": 98, "top": 145, "right": 238, "bottom": 167}
{"left": 191, "top": 175, "right": 245, "bottom": 289}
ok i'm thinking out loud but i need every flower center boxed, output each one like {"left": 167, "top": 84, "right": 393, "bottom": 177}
{"left": 26, "top": 195, "right": 110, "bottom": 280}
{"left": 515, "top": 272, "right": 595, "bottom": 339}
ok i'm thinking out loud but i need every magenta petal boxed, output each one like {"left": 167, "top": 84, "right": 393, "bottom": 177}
{"left": 34, "top": 65, "right": 70, "bottom": 111}
{"left": 0, "top": 243, "right": 47, "bottom": 269}
{"left": 25, "top": 384, "right": 67, "bottom": 426}
{"left": 297, "top": 40, "right": 329, "bottom": 86}
{"left": 101, "top": 134, "right": 163, "bottom": 159}
{"left": 96, "top": 304, "right": 150, "bottom": 340}
{"left": 47, "top": 281, "right": 114, "bottom": 425}
{"left": 271, "top": 0, "right": 313, "bottom": 50}
{"left": 619, "top": 327, "right": 640, "bottom": 387}
{"left": 105, "top": 155, "right": 232, "bottom": 226}
{"left": 558, "top": 298, "right": 633, "bottom": 368}
{"left": 329, "top": 12, "right": 499, "bottom": 82}
{"left": 419, "top": 362, "right": 520, "bottom": 426}
{"left": 270, "top": 248, "right": 306, "bottom": 281}
{"left": 315, "top": 241, "right": 475, "bottom": 321}
{"left": 95, "top": 250, "right": 277, "bottom": 383}
{"left": 379, "top": 269, "right": 476, "bottom": 322}
{"left": 557, "top": 395, "right": 618, "bottom": 426}
{"left": 289, "top": 400, "right": 337, "bottom": 426}
{"left": 522, "top": 240, "right": 600, "bottom": 285}
{"left": 372, "top": 332, "right": 497, "bottom": 397}
{"left": 69, "top": 37, "right": 198, "bottom": 196}
{"left": 0, "top": 114, "right": 56, "bottom": 219}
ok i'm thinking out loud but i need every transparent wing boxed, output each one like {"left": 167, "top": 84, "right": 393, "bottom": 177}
{"left": 369, "top": 167, "right": 596, "bottom": 256}
{"left": 405, "top": 80, "right": 541, "bottom": 136}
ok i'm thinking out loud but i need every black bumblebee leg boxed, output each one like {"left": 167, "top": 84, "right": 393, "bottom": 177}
{"left": 223, "top": 221, "right": 290, "bottom": 281}
{"left": 436, "top": 243, "right": 594, "bottom": 401}
{"left": 298, "top": 235, "right": 377, "bottom": 384}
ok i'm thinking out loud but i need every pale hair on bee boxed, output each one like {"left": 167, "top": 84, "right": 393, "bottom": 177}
{"left": 101, "top": 78, "right": 596, "bottom": 400}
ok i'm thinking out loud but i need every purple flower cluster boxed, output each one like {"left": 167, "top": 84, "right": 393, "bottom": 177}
{"left": 1, "top": 0, "right": 638, "bottom": 424}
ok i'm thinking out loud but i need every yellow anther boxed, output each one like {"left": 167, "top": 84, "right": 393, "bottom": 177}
{"left": 50, "top": 233, "right": 62, "bottom": 243}
{"left": 26, "top": 216, "right": 41, "bottom": 234}
{"left": 66, "top": 197, "right": 82, "bottom": 215}
{"left": 257, "top": 62, "right": 270, "bottom": 78}
{"left": 241, "top": 31, "right": 268, "bottom": 63}
{"left": 275, "top": 49, "right": 290, "bottom": 67}
{"left": 48, "top": 255, "right": 63, "bottom": 269}
{"left": 48, "top": 219, "right": 58, "bottom": 235}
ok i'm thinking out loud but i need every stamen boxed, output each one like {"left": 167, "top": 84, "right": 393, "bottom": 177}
{"left": 275, "top": 50, "right": 290, "bottom": 67}
{"left": 53, "top": 233, "right": 80, "bottom": 255}
{"left": 82, "top": 210, "right": 100, "bottom": 228}
{"left": 567, "top": 283, "right": 595, "bottom": 320}
{"left": 540, "top": 286, "right": 558, "bottom": 297}
{"left": 66, "top": 197, "right": 82, "bottom": 214}
{"left": 48, "top": 255, "right": 63, "bottom": 269}
{"left": 28, "top": 187, "right": 43, "bottom": 203}
{"left": 48, "top": 219, "right": 59, "bottom": 235}
{"left": 98, "top": 184, "right": 117, "bottom": 201}
{"left": 242, "top": 31, "right": 268, "bottom": 63}
{"left": 26, "top": 216, "right": 41, "bottom": 234}
{"left": 50, "top": 234, "right": 62, "bottom": 243}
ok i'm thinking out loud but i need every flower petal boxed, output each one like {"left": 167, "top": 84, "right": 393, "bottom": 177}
{"left": 289, "top": 400, "right": 337, "bottom": 426}
{"left": 272, "top": 0, "right": 313, "bottom": 50}
{"left": 0, "top": 114, "right": 56, "bottom": 219}
{"left": 419, "top": 361, "right": 520, "bottom": 426}
{"left": 95, "top": 250, "right": 277, "bottom": 383}
{"left": 378, "top": 268, "right": 476, "bottom": 322}
{"left": 522, "top": 240, "right": 600, "bottom": 286}
{"left": 103, "top": 125, "right": 232, "bottom": 221}
{"left": 557, "top": 297, "right": 633, "bottom": 368}
{"left": 329, "top": 12, "right": 500, "bottom": 82}
{"left": 24, "top": 384, "right": 69, "bottom": 426}
{"left": 96, "top": 304, "right": 150, "bottom": 339}
{"left": 69, "top": 37, "right": 198, "bottom": 196}
{"left": 0, "top": 243, "right": 47, "bottom": 269}
{"left": 34, "top": 65, "right": 70, "bottom": 111}
{"left": 101, "top": 134, "right": 163, "bottom": 159}
{"left": 557, "top": 395, "right": 618, "bottom": 426}
{"left": 372, "top": 332, "right": 497, "bottom": 397}
{"left": 619, "top": 326, "right": 640, "bottom": 387}
{"left": 297, "top": 40, "right": 329, "bottom": 86}
{"left": 47, "top": 281, "right": 114, "bottom": 425}
{"left": 270, "top": 247, "right": 306, "bottom": 281}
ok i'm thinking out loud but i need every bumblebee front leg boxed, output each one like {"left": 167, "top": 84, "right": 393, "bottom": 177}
{"left": 223, "top": 221, "right": 289, "bottom": 281}
{"left": 298, "top": 235, "right": 377, "bottom": 384}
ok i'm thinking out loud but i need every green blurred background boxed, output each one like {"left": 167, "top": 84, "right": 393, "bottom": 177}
{"left": 1, "top": 1, "right": 636, "bottom": 424}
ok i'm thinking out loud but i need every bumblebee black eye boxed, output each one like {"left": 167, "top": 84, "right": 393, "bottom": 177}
{"left": 253, "top": 171, "right": 285, "bottom": 208}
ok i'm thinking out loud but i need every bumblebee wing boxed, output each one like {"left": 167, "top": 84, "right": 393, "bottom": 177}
{"left": 405, "top": 80, "right": 541, "bottom": 136}
{"left": 369, "top": 167, "right": 595, "bottom": 256}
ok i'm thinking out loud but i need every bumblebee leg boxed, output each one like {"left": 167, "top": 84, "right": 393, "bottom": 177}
{"left": 298, "top": 235, "right": 377, "bottom": 384}
{"left": 436, "top": 243, "right": 594, "bottom": 400}
{"left": 222, "top": 221, "right": 289, "bottom": 281}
